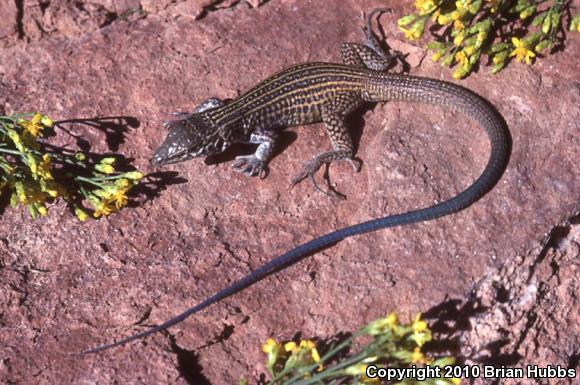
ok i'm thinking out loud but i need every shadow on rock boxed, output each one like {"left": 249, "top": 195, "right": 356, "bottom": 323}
{"left": 53, "top": 116, "right": 140, "bottom": 152}
{"left": 131, "top": 171, "right": 189, "bottom": 207}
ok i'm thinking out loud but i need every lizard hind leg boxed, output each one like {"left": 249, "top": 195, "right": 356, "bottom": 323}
{"left": 290, "top": 93, "right": 363, "bottom": 197}
{"left": 339, "top": 8, "right": 404, "bottom": 71}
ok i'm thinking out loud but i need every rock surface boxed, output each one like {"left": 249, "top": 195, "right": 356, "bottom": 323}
{"left": 0, "top": 0, "right": 578, "bottom": 384}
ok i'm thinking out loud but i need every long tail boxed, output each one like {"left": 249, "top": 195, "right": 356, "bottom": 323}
{"left": 80, "top": 79, "right": 510, "bottom": 355}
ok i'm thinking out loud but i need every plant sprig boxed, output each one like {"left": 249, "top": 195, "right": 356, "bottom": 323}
{"left": 0, "top": 112, "right": 143, "bottom": 220}
{"left": 245, "top": 313, "right": 459, "bottom": 385}
{"left": 397, "top": 0, "right": 579, "bottom": 78}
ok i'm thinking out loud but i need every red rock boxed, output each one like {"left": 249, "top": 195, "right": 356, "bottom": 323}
{"left": 0, "top": 1, "right": 18, "bottom": 45}
{"left": 0, "top": 1, "right": 578, "bottom": 384}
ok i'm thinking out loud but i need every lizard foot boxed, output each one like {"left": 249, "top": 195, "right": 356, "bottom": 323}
{"left": 233, "top": 155, "right": 268, "bottom": 178}
{"left": 290, "top": 156, "right": 361, "bottom": 198}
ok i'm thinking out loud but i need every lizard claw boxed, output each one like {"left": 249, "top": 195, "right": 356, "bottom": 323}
{"left": 290, "top": 157, "right": 362, "bottom": 199}
{"left": 347, "top": 158, "right": 362, "bottom": 173}
{"left": 290, "top": 158, "right": 323, "bottom": 188}
{"left": 233, "top": 155, "right": 268, "bottom": 178}
{"left": 289, "top": 159, "right": 342, "bottom": 199}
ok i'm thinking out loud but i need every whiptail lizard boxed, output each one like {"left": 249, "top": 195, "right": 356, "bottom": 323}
{"left": 82, "top": 8, "right": 510, "bottom": 354}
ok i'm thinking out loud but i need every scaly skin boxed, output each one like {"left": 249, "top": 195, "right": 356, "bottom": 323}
{"left": 81, "top": 8, "right": 510, "bottom": 354}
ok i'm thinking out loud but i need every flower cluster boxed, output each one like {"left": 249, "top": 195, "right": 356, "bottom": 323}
{"left": 253, "top": 313, "right": 459, "bottom": 385}
{"left": 397, "top": 0, "right": 580, "bottom": 78}
{"left": 261, "top": 338, "right": 323, "bottom": 380}
{"left": 1, "top": 112, "right": 143, "bottom": 220}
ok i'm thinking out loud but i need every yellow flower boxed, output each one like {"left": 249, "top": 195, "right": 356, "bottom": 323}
{"left": 40, "top": 115, "right": 53, "bottom": 127}
{"left": 284, "top": 340, "right": 323, "bottom": 371}
{"left": 409, "top": 314, "right": 433, "bottom": 346}
{"left": 364, "top": 312, "right": 399, "bottom": 335}
{"left": 38, "top": 154, "right": 53, "bottom": 180}
{"left": 262, "top": 338, "right": 281, "bottom": 371}
{"left": 437, "top": 13, "right": 452, "bottom": 25}
{"left": 36, "top": 204, "right": 48, "bottom": 216}
{"left": 19, "top": 113, "right": 44, "bottom": 137}
{"left": 299, "top": 340, "right": 315, "bottom": 349}
{"left": 454, "top": 19, "right": 465, "bottom": 31}
{"left": 412, "top": 314, "right": 428, "bottom": 333}
{"left": 451, "top": 377, "right": 462, "bottom": 385}
{"left": 415, "top": 0, "right": 438, "bottom": 15}
{"left": 450, "top": 10, "right": 464, "bottom": 21}
{"left": 111, "top": 188, "right": 129, "bottom": 209}
{"left": 74, "top": 207, "right": 89, "bottom": 221}
{"left": 93, "top": 199, "right": 116, "bottom": 218}
{"left": 262, "top": 338, "right": 278, "bottom": 353}
{"left": 411, "top": 347, "right": 425, "bottom": 363}
{"left": 432, "top": 50, "right": 444, "bottom": 62}
{"left": 453, "top": 32, "right": 465, "bottom": 46}
{"left": 298, "top": 340, "right": 323, "bottom": 370}
{"left": 385, "top": 312, "right": 398, "bottom": 327}
{"left": 455, "top": 51, "right": 469, "bottom": 67}
{"left": 284, "top": 341, "right": 298, "bottom": 353}
{"left": 399, "top": 25, "right": 422, "bottom": 41}
{"left": 487, "top": 0, "right": 500, "bottom": 13}
{"left": 301, "top": 341, "right": 320, "bottom": 362}
{"left": 464, "top": 45, "right": 476, "bottom": 56}
{"left": 510, "top": 37, "right": 536, "bottom": 64}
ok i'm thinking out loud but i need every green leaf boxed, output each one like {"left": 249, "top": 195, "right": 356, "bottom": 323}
{"left": 542, "top": 10, "right": 552, "bottom": 33}
{"left": 532, "top": 12, "right": 547, "bottom": 27}
{"left": 99, "top": 157, "right": 117, "bottom": 165}
{"left": 520, "top": 5, "right": 535, "bottom": 20}
{"left": 426, "top": 41, "right": 445, "bottom": 50}
{"left": 397, "top": 14, "right": 417, "bottom": 27}
{"left": 10, "top": 192, "right": 18, "bottom": 207}
{"left": 570, "top": 14, "right": 580, "bottom": 32}
{"left": 489, "top": 42, "right": 508, "bottom": 53}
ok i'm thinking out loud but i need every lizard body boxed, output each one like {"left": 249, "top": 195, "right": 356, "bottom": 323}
{"left": 82, "top": 9, "right": 509, "bottom": 354}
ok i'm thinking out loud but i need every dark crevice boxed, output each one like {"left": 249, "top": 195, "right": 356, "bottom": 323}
{"left": 164, "top": 332, "right": 211, "bottom": 385}
{"left": 99, "top": 11, "right": 120, "bottom": 29}
{"left": 568, "top": 351, "right": 579, "bottom": 370}
{"left": 15, "top": 0, "right": 25, "bottom": 40}
{"left": 526, "top": 209, "right": 579, "bottom": 284}
{"left": 39, "top": 1, "right": 49, "bottom": 13}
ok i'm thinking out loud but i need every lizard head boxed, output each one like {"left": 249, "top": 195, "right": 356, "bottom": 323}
{"left": 151, "top": 115, "right": 228, "bottom": 166}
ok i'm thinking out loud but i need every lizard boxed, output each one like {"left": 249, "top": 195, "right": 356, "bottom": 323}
{"left": 81, "top": 8, "right": 510, "bottom": 354}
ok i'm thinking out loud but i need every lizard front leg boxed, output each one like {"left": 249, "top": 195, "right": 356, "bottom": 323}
{"left": 233, "top": 130, "right": 278, "bottom": 178}
{"left": 290, "top": 93, "right": 363, "bottom": 195}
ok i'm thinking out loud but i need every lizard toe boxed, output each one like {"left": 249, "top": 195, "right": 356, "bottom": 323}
{"left": 233, "top": 155, "right": 267, "bottom": 177}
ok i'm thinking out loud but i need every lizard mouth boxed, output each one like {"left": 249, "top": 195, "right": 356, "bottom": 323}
{"left": 150, "top": 119, "right": 201, "bottom": 166}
